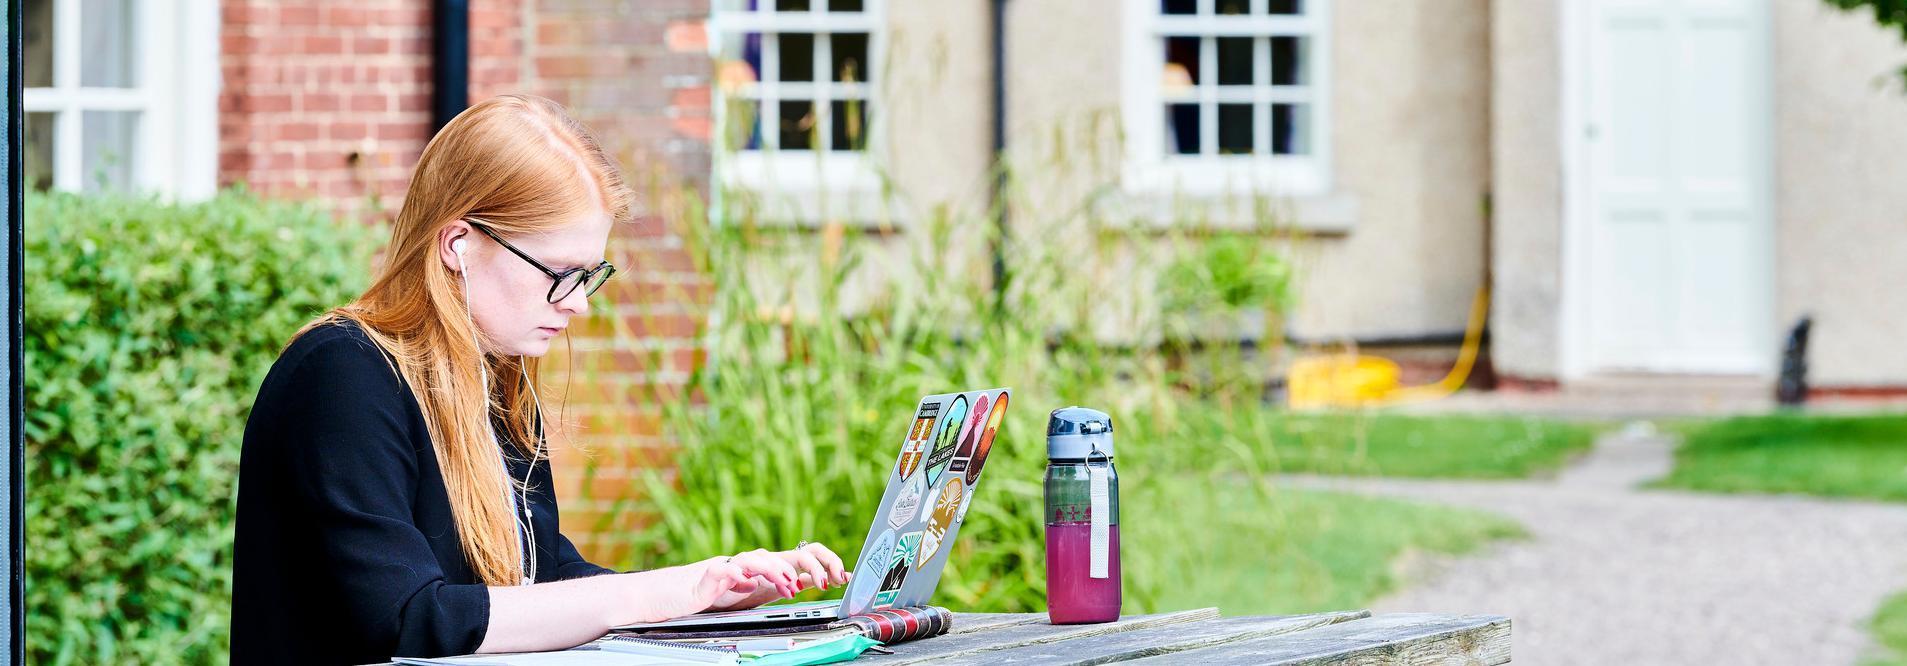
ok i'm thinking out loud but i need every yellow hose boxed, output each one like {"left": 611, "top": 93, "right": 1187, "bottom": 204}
{"left": 1286, "top": 286, "right": 1490, "bottom": 408}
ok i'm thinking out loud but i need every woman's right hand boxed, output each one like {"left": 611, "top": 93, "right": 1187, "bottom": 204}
{"left": 630, "top": 551, "right": 803, "bottom": 623}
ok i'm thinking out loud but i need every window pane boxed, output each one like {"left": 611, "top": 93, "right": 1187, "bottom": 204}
{"left": 831, "top": 33, "right": 868, "bottom": 83}
{"left": 1271, "top": 36, "right": 1306, "bottom": 86}
{"left": 25, "top": 0, "right": 52, "bottom": 87}
{"left": 717, "top": 32, "right": 763, "bottom": 91}
{"left": 741, "top": 32, "right": 763, "bottom": 83}
{"left": 1161, "top": 0, "right": 1196, "bottom": 15}
{"left": 830, "top": 99, "right": 866, "bottom": 151}
{"left": 778, "top": 33, "right": 814, "bottom": 82}
{"left": 775, "top": 0, "right": 811, "bottom": 10}
{"left": 83, "top": 110, "right": 140, "bottom": 191}
{"left": 828, "top": 0, "right": 864, "bottom": 11}
{"left": 1164, "top": 36, "right": 1200, "bottom": 88}
{"left": 1218, "top": 104, "right": 1252, "bottom": 155}
{"left": 779, "top": 100, "right": 816, "bottom": 150}
{"left": 1216, "top": 37, "right": 1252, "bottom": 86}
{"left": 727, "top": 98, "right": 763, "bottom": 150}
{"left": 26, "top": 113, "right": 55, "bottom": 191}
{"left": 1166, "top": 104, "right": 1199, "bottom": 155}
{"left": 1216, "top": 0, "right": 1249, "bottom": 15}
{"left": 1272, "top": 103, "right": 1309, "bottom": 155}
{"left": 1268, "top": 0, "right": 1302, "bottom": 14}
{"left": 81, "top": 0, "right": 138, "bottom": 88}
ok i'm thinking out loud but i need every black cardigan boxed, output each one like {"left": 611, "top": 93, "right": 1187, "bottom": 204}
{"left": 232, "top": 321, "right": 614, "bottom": 664}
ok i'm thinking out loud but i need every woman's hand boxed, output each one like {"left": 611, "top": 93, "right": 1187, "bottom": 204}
{"left": 623, "top": 551, "right": 800, "bottom": 623}
{"left": 706, "top": 543, "right": 853, "bottom": 612}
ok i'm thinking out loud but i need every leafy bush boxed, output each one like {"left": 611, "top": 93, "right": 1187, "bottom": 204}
{"left": 600, "top": 187, "right": 1551, "bottom": 618}
{"left": 26, "top": 190, "right": 380, "bottom": 664}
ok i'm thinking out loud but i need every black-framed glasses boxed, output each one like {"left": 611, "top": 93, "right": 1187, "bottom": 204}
{"left": 468, "top": 221, "right": 617, "bottom": 304}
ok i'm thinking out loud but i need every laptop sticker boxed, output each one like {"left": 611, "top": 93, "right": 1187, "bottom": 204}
{"left": 948, "top": 394, "right": 991, "bottom": 475}
{"left": 923, "top": 394, "right": 968, "bottom": 486}
{"left": 844, "top": 528, "right": 897, "bottom": 616}
{"left": 918, "top": 478, "right": 965, "bottom": 564}
{"left": 964, "top": 391, "right": 1007, "bottom": 485}
{"left": 895, "top": 401, "right": 940, "bottom": 480}
{"left": 954, "top": 482, "right": 977, "bottom": 523}
{"left": 887, "top": 473, "right": 927, "bottom": 529}
{"left": 873, "top": 531, "right": 923, "bottom": 608}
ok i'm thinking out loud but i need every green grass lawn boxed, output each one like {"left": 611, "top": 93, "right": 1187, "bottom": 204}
{"left": 1866, "top": 591, "right": 1907, "bottom": 666}
{"left": 1152, "top": 405, "right": 1603, "bottom": 480}
{"left": 1122, "top": 474, "right": 1525, "bottom": 615}
{"left": 1653, "top": 413, "right": 1907, "bottom": 501}
{"left": 1654, "top": 412, "right": 1907, "bottom": 664}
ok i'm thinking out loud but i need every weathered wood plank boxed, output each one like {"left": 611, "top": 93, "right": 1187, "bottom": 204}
{"left": 949, "top": 612, "right": 1050, "bottom": 635}
{"left": 865, "top": 608, "right": 1221, "bottom": 665}
{"left": 1120, "top": 613, "right": 1511, "bottom": 665}
{"left": 915, "top": 610, "right": 1373, "bottom": 666}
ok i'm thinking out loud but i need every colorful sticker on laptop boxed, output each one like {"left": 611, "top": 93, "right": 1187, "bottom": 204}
{"left": 948, "top": 394, "right": 991, "bottom": 475}
{"left": 918, "top": 478, "right": 966, "bottom": 563}
{"left": 963, "top": 392, "right": 1008, "bottom": 485}
{"left": 923, "top": 394, "right": 968, "bottom": 486}
{"left": 895, "top": 402, "right": 940, "bottom": 480}
{"left": 874, "top": 531, "right": 924, "bottom": 608}
{"left": 844, "top": 529, "right": 896, "bottom": 616}
{"left": 887, "top": 473, "right": 927, "bottom": 529}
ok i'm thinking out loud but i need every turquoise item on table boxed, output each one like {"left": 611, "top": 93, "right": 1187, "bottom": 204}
{"left": 744, "top": 634, "right": 881, "bottom": 665}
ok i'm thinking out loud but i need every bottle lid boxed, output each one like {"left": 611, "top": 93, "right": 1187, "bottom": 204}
{"left": 1046, "top": 406, "right": 1114, "bottom": 460}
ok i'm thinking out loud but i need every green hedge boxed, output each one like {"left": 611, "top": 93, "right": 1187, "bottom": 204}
{"left": 26, "top": 190, "right": 379, "bottom": 664}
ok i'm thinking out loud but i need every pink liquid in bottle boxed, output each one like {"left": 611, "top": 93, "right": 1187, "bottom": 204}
{"left": 1045, "top": 521, "right": 1121, "bottom": 624}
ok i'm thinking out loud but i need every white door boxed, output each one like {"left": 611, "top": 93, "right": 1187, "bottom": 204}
{"left": 1573, "top": 0, "right": 1774, "bottom": 375}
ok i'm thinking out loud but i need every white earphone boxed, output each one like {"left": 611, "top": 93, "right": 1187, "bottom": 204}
{"left": 455, "top": 228, "right": 543, "bottom": 585}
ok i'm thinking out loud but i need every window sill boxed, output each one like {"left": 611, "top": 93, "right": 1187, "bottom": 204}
{"left": 715, "top": 151, "right": 901, "bottom": 229}
{"left": 1114, "top": 189, "right": 1359, "bottom": 235}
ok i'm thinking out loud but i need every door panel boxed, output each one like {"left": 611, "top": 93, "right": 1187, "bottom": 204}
{"left": 1581, "top": 0, "right": 1772, "bottom": 374}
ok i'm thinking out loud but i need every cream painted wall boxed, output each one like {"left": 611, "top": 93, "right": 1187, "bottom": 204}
{"left": 1289, "top": 0, "right": 1492, "bottom": 341}
{"left": 750, "top": 0, "right": 1502, "bottom": 350}
{"left": 1772, "top": 0, "right": 1907, "bottom": 387}
{"left": 993, "top": 0, "right": 1494, "bottom": 344}
{"left": 1487, "top": 0, "right": 1564, "bottom": 381}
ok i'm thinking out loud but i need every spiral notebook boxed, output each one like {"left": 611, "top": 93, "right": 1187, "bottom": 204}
{"left": 619, "top": 604, "right": 953, "bottom": 648}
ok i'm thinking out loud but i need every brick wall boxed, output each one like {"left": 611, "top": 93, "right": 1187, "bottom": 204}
{"left": 220, "top": 0, "right": 714, "bottom": 566}
{"left": 528, "top": 0, "right": 715, "bottom": 566}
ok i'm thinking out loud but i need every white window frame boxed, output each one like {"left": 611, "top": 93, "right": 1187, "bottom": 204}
{"left": 22, "top": 0, "right": 219, "bottom": 199}
{"left": 1120, "top": 0, "right": 1333, "bottom": 200}
{"left": 709, "top": 1, "right": 885, "bottom": 216}
{"left": 709, "top": 2, "right": 884, "bottom": 199}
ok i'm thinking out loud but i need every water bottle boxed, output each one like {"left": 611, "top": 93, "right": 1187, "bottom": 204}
{"left": 1044, "top": 406, "right": 1121, "bottom": 624}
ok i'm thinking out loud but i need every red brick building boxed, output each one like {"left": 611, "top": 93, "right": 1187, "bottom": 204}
{"left": 24, "top": 0, "right": 716, "bottom": 563}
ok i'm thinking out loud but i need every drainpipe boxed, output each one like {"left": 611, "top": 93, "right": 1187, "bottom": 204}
{"left": 432, "top": 0, "right": 470, "bottom": 134}
{"left": 989, "top": 0, "right": 1008, "bottom": 318}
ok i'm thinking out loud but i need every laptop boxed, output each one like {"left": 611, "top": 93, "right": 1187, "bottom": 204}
{"left": 614, "top": 388, "right": 1012, "bottom": 631}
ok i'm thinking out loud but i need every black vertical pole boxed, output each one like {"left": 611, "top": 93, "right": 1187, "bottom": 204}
{"left": 432, "top": 0, "right": 471, "bottom": 134}
{"left": 7, "top": 0, "right": 23, "bottom": 660}
{"left": 989, "top": 0, "right": 1008, "bottom": 320}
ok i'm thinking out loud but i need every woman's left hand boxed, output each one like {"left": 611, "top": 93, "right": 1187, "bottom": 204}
{"left": 707, "top": 542, "right": 853, "bottom": 611}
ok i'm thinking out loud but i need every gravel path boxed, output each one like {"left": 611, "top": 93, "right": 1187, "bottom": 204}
{"left": 1281, "top": 425, "right": 1907, "bottom": 665}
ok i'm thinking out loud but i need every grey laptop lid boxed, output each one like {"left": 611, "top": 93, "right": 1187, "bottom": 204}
{"left": 613, "top": 387, "right": 1011, "bottom": 631}
{"left": 839, "top": 388, "right": 1010, "bottom": 616}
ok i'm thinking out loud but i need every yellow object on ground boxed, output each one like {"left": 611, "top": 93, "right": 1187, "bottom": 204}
{"left": 1286, "top": 287, "right": 1490, "bottom": 409}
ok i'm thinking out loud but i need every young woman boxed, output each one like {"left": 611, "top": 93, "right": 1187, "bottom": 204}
{"left": 231, "top": 94, "right": 848, "bottom": 664}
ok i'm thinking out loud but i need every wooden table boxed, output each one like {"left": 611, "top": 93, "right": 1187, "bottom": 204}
{"left": 865, "top": 608, "right": 1510, "bottom": 665}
